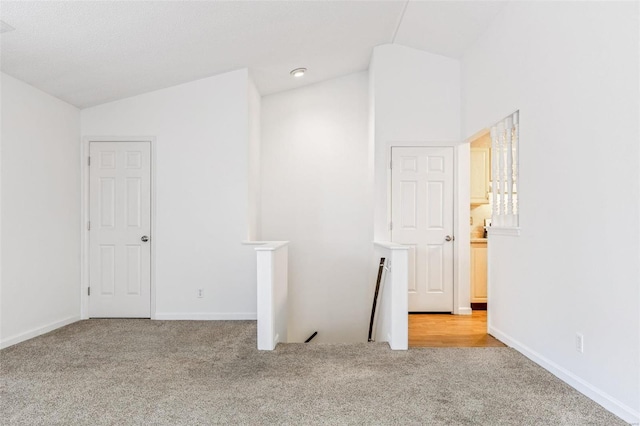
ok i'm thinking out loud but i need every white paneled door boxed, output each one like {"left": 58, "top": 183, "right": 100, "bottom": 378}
{"left": 89, "top": 142, "right": 151, "bottom": 317}
{"left": 391, "top": 147, "right": 454, "bottom": 312}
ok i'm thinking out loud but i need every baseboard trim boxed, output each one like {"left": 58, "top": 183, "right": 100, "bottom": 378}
{"left": 0, "top": 316, "right": 80, "bottom": 350}
{"left": 489, "top": 326, "right": 639, "bottom": 424}
{"left": 457, "top": 307, "right": 473, "bottom": 315}
{"left": 154, "top": 312, "right": 257, "bottom": 320}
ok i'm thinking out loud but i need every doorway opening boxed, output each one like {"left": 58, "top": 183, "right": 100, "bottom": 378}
{"left": 470, "top": 131, "right": 491, "bottom": 312}
{"left": 406, "top": 132, "right": 501, "bottom": 348}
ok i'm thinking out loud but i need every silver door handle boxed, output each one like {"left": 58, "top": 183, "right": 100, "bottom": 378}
{"left": 141, "top": 236, "right": 149, "bottom": 242}
{"left": 445, "top": 235, "right": 454, "bottom": 242}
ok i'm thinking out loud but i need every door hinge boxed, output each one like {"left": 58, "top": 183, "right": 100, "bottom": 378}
{"left": 390, "top": 221, "right": 393, "bottom": 231}
{"left": 87, "top": 221, "right": 91, "bottom": 231}
{"left": 88, "top": 287, "right": 91, "bottom": 296}
{"left": 88, "top": 156, "right": 91, "bottom": 166}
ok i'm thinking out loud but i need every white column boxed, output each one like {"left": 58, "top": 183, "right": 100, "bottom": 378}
{"left": 255, "top": 241, "right": 289, "bottom": 350}
{"left": 389, "top": 248, "right": 408, "bottom": 350}
{"left": 256, "top": 249, "right": 275, "bottom": 350}
{"left": 372, "top": 242, "right": 409, "bottom": 350}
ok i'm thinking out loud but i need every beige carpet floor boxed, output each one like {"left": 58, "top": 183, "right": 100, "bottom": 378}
{"left": 0, "top": 320, "right": 627, "bottom": 425}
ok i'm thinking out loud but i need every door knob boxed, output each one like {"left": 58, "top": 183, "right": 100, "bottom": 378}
{"left": 445, "top": 235, "right": 454, "bottom": 242}
{"left": 141, "top": 236, "right": 149, "bottom": 242}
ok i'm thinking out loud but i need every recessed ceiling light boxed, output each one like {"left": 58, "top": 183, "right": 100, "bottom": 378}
{"left": 0, "top": 20, "right": 15, "bottom": 34}
{"left": 290, "top": 68, "right": 307, "bottom": 78}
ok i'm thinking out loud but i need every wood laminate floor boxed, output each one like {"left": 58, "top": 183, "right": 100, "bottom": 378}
{"left": 409, "top": 310, "right": 506, "bottom": 348}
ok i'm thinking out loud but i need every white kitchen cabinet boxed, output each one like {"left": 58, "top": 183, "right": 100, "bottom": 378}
{"left": 471, "top": 241, "right": 487, "bottom": 304}
{"left": 470, "top": 147, "right": 490, "bottom": 204}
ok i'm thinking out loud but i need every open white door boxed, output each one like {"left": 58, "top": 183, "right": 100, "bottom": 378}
{"left": 391, "top": 147, "right": 454, "bottom": 312}
{"left": 89, "top": 141, "right": 151, "bottom": 318}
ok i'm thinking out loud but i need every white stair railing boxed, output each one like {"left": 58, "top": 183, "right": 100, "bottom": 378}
{"left": 490, "top": 111, "right": 519, "bottom": 228}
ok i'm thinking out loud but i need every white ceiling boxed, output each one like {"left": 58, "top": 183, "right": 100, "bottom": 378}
{"left": 394, "top": 1, "right": 507, "bottom": 58}
{"left": 0, "top": 1, "right": 507, "bottom": 108}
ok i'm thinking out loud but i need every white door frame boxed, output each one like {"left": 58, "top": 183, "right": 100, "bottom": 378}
{"left": 386, "top": 141, "right": 471, "bottom": 315}
{"left": 80, "top": 136, "right": 157, "bottom": 320}
{"left": 467, "top": 128, "right": 491, "bottom": 327}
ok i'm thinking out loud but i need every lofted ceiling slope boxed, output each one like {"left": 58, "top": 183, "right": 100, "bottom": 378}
{"left": 0, "top": 1, "right": 507, "bottom": 108}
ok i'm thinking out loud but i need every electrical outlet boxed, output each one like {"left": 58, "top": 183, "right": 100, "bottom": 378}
{"left": 575, "top": 333, "right": 584, "bottom": 353}
{"left": 197, "top": 289, "right": 204, "bottom": 298}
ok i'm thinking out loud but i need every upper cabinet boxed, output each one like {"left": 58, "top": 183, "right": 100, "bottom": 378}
{"left": 470, "top": 147, "right": 490, "bottom": 205}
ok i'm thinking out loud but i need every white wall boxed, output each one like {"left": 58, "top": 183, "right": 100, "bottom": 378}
{"left": 247, "top": 77, "right": 261, "bottom": 241}
{"left": 260, "top": 72, "right": 373, "bottom": 342}
{"left": 462, "top": 2, "right": 639, "bottom": 421}
{"left": 82, "top": 69, "right": 257, "bottom": 319}
{"left": 369, "top": 44, "right": 470, "bottom": 314}
{"left": 1, "top": 73, "right": 81, "bottom": 347}
{"left": 371, "top": 44, "right": 461, "bottom": 147}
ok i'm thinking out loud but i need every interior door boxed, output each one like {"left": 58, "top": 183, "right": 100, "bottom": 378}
{"left": 89, "top": 141, "right": 151, "bottom": 317}
{"left": 391, "top": 147, "right": 454, "bottom": 312}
